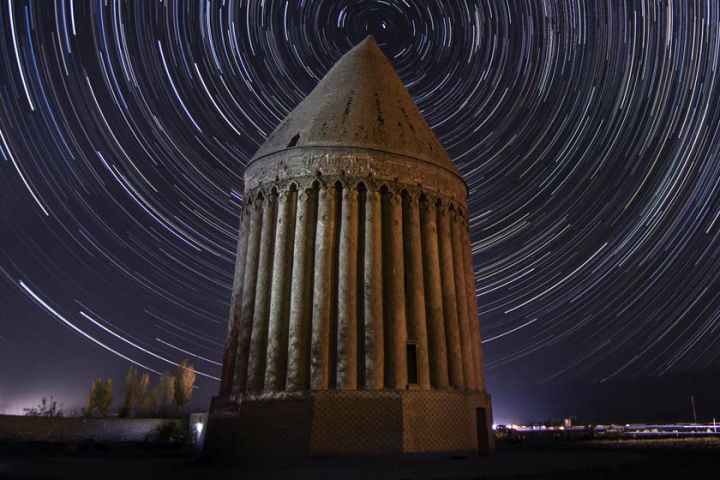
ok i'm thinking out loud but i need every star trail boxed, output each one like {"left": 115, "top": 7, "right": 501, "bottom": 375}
{"left": 2, "top": 0, "right": 720, "bottom": 414}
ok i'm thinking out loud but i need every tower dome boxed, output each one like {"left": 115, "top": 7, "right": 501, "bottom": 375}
{"left": 250, "top": 36, "right": 458, "bottom": 174}
{"left": 208, "top": 37, "right": 493, "bottom": 458}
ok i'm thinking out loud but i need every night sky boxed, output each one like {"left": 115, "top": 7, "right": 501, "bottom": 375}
{"left": 2, "top": 1, "right": 720, "bottom": 423}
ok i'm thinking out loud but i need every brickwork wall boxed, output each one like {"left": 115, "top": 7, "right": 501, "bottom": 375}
{"left": 0, "top": 415, "right": 181, "bottom": 443}
{"left": 205, "top": 390, "right": 494, "bottom": 457}
{"left": 310, "top": 391, "right": 403, "bottom": 455}
{"left": 402, "top": 391, "right": 476, "bottom": 452}
{"left": 238, "top": 397, "right": 313, "bottom": 455}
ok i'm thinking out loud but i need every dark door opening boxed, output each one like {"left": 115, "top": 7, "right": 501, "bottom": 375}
{"left": 406, "top": 343, "right": 418, "bottom": 385}
{"left": 288, "top": 133, "right": 300, "bottom": 147}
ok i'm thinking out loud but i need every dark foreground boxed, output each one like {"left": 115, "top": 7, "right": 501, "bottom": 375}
{"left": 1, "top": 438, "right": 717, "bottom": 479}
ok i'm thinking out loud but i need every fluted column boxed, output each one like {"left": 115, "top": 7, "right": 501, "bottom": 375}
{"left": 310, "top": 186, "right": 337, "bottom": 390}
{"left": 363, "top": 188, "right": 384, "bottom": 390}
{"left": 265, "top": 189, "right": 297, "bottom": 391}
{"left": 421, "top": 197, "right": 449, "bottom": 388}
{"left": 386, "top": 192, "right": 407, "bottom": 389}
{"left": 221, "top": 208, "right": 251, "bottom": 395}
{"left": 286, "top": 188, "right": 317, "bottom": 391}
{"left": 438, "top": 203, "right": 464, "bottom": 389}
{"left": 336, "top": 187, "right": 359, "bottom": 390}
{"left": 233, "top": 200, "right": 263, "bottom": 395}
{"left": 403, "top": 192, "right": 431, "bottom": 389}
{"left": 451, "top": 210, "right": 477, "bottom": 390}
{"left": 247, "top": 192, "right": 278, "bottom": 393}
{"left": 228, "top": 208, "right": 251, "bottom": 339}
{"left": 462, "top": 219, "right": 486, "bottom": 392}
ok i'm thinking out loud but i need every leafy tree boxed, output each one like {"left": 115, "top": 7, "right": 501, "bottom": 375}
{"left": 23, "top": 396, "right": 63, "bottom": 417}
{"left": 154, "top": 373, "right": 176, "bottom": 417}
{"left": 85, "top": 378, "right": 113, "bottom": 417}
{"left": 138, "top": 388, "right": 157, "bottom": 418}
{"left": 173, "top": 360, "right": 196, "bottom": 411}
{"left": 120, "top": 367, "right": 150, "bottom": 418}
{"left": 119, "top": 368, "right": 136, "bottom": 417}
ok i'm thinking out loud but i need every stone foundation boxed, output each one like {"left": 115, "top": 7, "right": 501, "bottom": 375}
{"left": 205, "top": 390, "right": 494, "bottom": 458}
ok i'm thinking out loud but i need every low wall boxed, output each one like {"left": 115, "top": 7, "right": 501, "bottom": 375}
{"left": 0, "top": 415, "right": 182, "bottom": 444}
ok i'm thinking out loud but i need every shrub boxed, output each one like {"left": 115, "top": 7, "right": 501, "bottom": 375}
{"left": 150, "top": 420, "right": 187, "bottom": 445}
{"left": 23, "top": 396, "right": 64, "bottom": 417}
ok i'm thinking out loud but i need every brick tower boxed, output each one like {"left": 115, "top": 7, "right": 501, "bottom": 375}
{"left": 206, "top": 36, "right": 494, "bottom": 457}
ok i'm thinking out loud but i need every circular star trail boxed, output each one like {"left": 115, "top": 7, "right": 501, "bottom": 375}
{"left": 2, "top": 1, "right": 720, "bottom": 409}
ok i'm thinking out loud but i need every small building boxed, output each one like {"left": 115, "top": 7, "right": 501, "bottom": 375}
{"left": 206, "top": 36, "right": 494, "bottom": 458}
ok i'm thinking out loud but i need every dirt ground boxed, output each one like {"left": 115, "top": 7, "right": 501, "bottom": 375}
{"left": 0, "top": 438, "right": 716, "bottom": 479}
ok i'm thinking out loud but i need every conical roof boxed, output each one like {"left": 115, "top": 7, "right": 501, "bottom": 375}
{"left": 250, "top": 37, "right": 457, "bottom": 173}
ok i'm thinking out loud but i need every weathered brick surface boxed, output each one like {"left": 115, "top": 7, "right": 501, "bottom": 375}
{"left": 310, "top": 391, "right": 403, "bottom": 455}
{"left": 206, "top": 390, "right": 493, "bottom": 457}
{"left": 403, "top": 391, "right": 473, "bottom": 452}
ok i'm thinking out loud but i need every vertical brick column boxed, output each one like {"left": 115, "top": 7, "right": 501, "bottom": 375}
{"left": 233, "top": 200, "right": 263, "bottom": 395}
{"left": 403, "top": 192, "right": 431, "bottom": 389}
{"left": 438, "top": 203, "right": 464, "bottom": 389}
{"left": 363, "top": 187, "right": 384, "bottom": 390}
{"left": 421, "top": 197, "right": 449, "bottom": 389}
{"left": 337, "top": 187, "right": 359, "bottom": 390}
{"left": 311, "top": 186, "right": 337, "bottom": 390}
{"left": 220, "top": 207, "right": 250, "bottom": 396}
{"left": 386, "top": 192, "right": 407, "bottom": 389}
{"left": 286, "top": 187, "right": 317, "bottom": 391}
{"left": 265, "top": 188, "right": 297, "bottom": 391}
{"left": 462, "top": 220, "right": 486, "bottom": 392}
{"left": 452, "top": 210, "right": 477, "bottom": 390}
{"left": 247, "top": 192, "right": 278, "bottom": 393}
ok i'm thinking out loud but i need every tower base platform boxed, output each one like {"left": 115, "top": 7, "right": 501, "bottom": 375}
{"left": 204, "top": 390, "right": 494, "bottom": 458}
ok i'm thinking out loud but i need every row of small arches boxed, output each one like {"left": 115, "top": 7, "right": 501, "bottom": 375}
{"left": 244, "top": 181, "right": 468, "bottom": 220}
